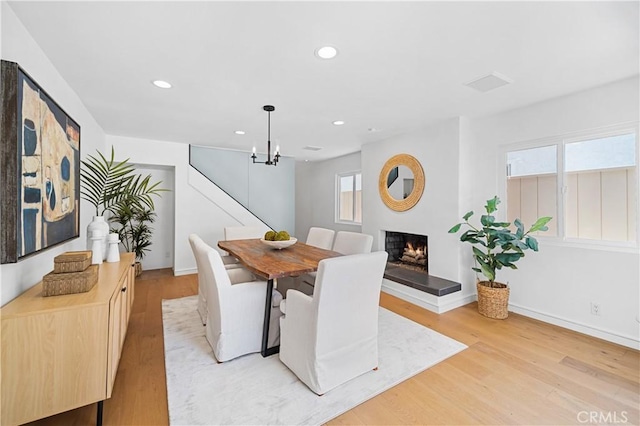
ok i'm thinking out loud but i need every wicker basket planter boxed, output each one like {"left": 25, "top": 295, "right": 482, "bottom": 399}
{"left": 477, "top": 281, "right": 510, "bottom": 319}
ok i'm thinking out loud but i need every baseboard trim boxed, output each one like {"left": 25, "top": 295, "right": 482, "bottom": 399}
{"left": 509, "top": 302, "right": 640, "bottom": 350}
{"left": 174, "top": 267, "right": 196, "bottom": 277}
{"left": 438, "top": 293, "right": 477, "bottom": 313}
{"left": 381, "top": 281, "right": 474, "bottom": 314}
{"left": 382, "top": 285, "right": 439, "bottom": 313}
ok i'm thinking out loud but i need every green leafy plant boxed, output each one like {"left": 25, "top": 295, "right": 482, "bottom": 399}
{"left": 80, "top": 147, "right": 164, "bottom": 216}
{"left": 109, "top": 204, "right": 156, "bottom": 261}
{"left": 448, "top": 196, "right": 552, "bottom": 288}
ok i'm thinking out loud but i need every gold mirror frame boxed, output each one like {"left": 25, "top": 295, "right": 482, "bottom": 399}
{"left": 378, "top": 153, "right": 425, "bottom": 212}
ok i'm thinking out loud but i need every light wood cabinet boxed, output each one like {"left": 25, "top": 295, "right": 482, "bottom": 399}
{"left": 0, "top": 253, "right": 136, "bottom": 425}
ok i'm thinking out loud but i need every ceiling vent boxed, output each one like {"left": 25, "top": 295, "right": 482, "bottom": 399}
{"left": 303, "top": 146, "right": 323, "bottom": 151}
{"left": 464, "top": 72, "right": 513, "bottom": 93}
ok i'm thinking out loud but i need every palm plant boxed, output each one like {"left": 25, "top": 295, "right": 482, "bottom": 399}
{"left": 109, "top": 204, "right": 157, "bottom": 261}
{"left": 80, "top": 147, "right": 164, "bottom": 216}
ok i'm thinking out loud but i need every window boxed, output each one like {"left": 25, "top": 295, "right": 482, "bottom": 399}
{"left": 507, "top": 145, "right": 558, "bottom": 236}
{"left": 336, "top": 172, "right": 362, "bottom": 224}
{"left": 505, "top": 125, "right": 638, "bottom": 245}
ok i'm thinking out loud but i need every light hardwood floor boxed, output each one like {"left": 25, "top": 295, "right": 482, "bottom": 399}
{"left": 29, "top": 268, "right": 639, "bottom": 425}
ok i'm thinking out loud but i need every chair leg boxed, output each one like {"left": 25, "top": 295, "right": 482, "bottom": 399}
{"left": 373, "top": 367, "right": 378, "bottom": 371}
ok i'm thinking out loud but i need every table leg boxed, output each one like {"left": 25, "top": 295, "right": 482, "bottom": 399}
{"left": 96, "top": 400, "right": 103, "bottom": 426}
{"left": 261, "top": 278, "right": 280, "bottom": 357}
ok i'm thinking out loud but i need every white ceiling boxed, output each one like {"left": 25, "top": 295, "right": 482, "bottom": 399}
{"left": 7, "top": 1, "right": 639, "bottom": 161}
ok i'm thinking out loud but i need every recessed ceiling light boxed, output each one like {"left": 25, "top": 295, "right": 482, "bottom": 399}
{"left": 152, "top": 80, "right": 172, "bottom": 89}
{"left": 332, "top": 120, "right": 345, "bottom": 126}
{"left": 315, "top": 46, "right": 338, "bottom": 60}
{"left": 234, "top": 130, "right": 245, "bottom": 135}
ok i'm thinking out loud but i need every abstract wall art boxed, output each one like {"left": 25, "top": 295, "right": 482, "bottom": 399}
{"left": 1, "top": 60, "right": 80, "bottom": 264}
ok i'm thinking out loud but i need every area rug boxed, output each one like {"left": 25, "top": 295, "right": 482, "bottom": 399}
{"left": 162, "top": 295, "right": 467, "bottom": 425}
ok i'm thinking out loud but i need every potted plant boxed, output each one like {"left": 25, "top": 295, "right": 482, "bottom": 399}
{"left": 448, "top": 196, "right": 551, "bottom": 319}
{"left": 80, "top": 147, "right": 165, "bottom": 261}
{"left": 109, "top": 204, "right": 157, "bottom": 276}
{"left": 81, "top": 147, "right": 164, "bottom": 216}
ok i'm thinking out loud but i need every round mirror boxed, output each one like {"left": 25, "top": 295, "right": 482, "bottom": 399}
{"left": 386, "top": 165, "right": 414, "bottom": 200}
{"left": 379, "top": 154, "right": 424, "bottom": 211}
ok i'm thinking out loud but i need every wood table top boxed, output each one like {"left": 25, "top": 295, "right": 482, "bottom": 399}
{"left": 217, "top": 239, "right": 342, "bottom": 280}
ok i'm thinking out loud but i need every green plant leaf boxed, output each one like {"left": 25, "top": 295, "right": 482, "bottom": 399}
{"left": 477, "top": 258, "right": 495, "bottom": 282}
{"left": 460, "top": 230, "right": 486, "bottom": 246}
{"left": 526, "top": 236, "right": 539, "bottom": 251}
{"left": 480, "top": 215, "right": 495, "bottom": 226}
{"left": 448, "top": 223, "right": 462, "bottom": 233}
{"left": 528, "top": 216, "right": 552, "bottom": 233}
{"left": 492, "top": 221, "right": 511, "bottom": 228}
{"left": 472, "top": 247, "right": 487, "bottom": 261}
{"left": 485, "top": 196, "right": 500, "bottom": 214}
{"left": 495, "top": 252, "right": 523, "bottom": 265}
{"left": 463, "top": 210, "right": 474, "bottom": 221}
{"left": 514, "top": 218, "right": 524, "bottom": 238}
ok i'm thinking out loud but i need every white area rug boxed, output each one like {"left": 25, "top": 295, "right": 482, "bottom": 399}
{"left": 162, "top": 295, "right": 467, "bottom": 425}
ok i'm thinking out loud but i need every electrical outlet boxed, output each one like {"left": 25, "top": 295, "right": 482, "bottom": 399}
{"left": 590, "top": 302, "right": 601, "bottom": 316}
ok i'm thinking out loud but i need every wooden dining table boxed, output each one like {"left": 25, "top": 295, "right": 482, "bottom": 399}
{"left": 217, "top": 238, "right": 342, "bottom": 357}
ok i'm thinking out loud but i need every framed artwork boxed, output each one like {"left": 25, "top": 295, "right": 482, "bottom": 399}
{"left": 1, "top": 60, "right": 80, "bottom": 264}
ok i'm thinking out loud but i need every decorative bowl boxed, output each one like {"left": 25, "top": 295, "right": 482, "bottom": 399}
{"left": 260, "top": 237, "right": 297, "bottom": 250}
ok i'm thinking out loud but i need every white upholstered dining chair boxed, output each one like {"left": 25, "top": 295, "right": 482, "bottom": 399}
{"left": 221, "top": 226, "right": 264, "bottom": 269}
{"left": 192, "top": 236, "right": 282, "bottom": 362}
{"left": 332, "top": 231, "right": 374, "bottom": 255}
{"left": 188, "top": 233, "right": 210, "bottom": 325}
{"left": 279, "top": 251, "right": 388, "bottom": 395}
{"left": 305, "top": 227, "right": 335, "bottom": 250}
{"left": 189, "top": 233, "right": 259, "bottom": 326}
{"left": 280, "top": 227, "right": 335, "bottom": 296}
{"left": 300, "top": 231, "right": 373, "bottom": 291}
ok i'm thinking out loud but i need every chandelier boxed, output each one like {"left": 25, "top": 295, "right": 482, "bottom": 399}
{"left": 251, "top": 105, "right": 280, "bottom": 166}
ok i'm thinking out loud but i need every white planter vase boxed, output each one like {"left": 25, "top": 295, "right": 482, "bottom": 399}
{"left": 87, "top": 216, "right": 109, "bottom": 260}
{"left": 106, "top": 233, "right": 121, "bottom": 263}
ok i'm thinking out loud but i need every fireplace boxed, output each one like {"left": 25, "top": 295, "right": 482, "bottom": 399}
{"left": 384, "top": 231, "right": 428, "bottom": 272}
{"left": 383, "top": 230, "right": 461, "bottom": 297}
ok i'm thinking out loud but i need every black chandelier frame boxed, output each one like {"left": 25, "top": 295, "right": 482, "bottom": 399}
{"left": 251, "top": 105, "right": 281, "bottom": 166}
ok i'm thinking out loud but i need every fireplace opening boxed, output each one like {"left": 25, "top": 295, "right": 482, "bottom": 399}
{"left": 384, "top": 231, "right": 428, "bottom": 273}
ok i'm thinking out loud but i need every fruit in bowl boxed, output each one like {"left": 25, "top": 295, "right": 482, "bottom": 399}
{"left": 261, "top": 230, "right": 296, "bottom": 249}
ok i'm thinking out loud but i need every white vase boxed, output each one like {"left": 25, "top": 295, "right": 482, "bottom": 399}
{"left": 87, "top": 215, "right": 109, "bottom": 260}
{"left": 90, "top": 236, "right": 103, "bottom": 265}
{"left": 106, "top": 233, "right": 121, "bottom": 263}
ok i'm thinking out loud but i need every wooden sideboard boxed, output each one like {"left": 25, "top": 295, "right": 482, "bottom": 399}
{"left": 0, "top": 253, "right": 136, "bottom": 425}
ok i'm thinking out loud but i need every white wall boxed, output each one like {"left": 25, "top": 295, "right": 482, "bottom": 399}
{"left": 464, "top": 76, "right": 640, "bottom": 348}
{"left": 361, "top": 118, "right": 474, "bottom": 312}
{"left": 1, "top": 4, "right": 105, "bottom": 306}
{"left": 295, "top": 152, "right": 362, "bottom": 240}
